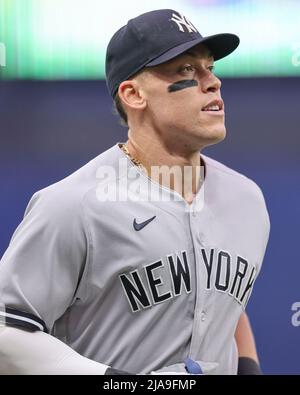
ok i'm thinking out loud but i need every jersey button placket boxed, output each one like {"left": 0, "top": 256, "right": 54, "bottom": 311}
{"left": 188, "top": 208, "right": 207, "bottom": 358}
{"left": 191, "top": 209, "right": 206, "bottom": 246}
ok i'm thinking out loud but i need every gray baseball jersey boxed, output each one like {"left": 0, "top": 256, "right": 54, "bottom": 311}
{"left": 0, "top": 143, "right": 270, "bottom": 374}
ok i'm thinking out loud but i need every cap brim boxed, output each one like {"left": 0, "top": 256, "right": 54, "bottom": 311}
{"left": 146, "top": 33, "right": 239, "bottom": 66}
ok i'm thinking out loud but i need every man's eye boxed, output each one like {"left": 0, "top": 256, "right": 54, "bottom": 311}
{"left": 180, "top": 65, "right": 195, "bottom": 73}
{"left": 208, "top": 65, "right": 215, "bottom": 73}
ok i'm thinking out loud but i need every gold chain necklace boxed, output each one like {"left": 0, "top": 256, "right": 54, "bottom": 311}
{"left": 120, "top": 143, "right": 204, "bottom": 200}
{"left": 119, "top": 143, "right": 147, "bottom": 173}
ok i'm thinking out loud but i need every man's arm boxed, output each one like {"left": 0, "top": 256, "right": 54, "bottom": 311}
{"left": 234, "top": 312, "right": 262, "bottom": 374}
{"left": 235, "top": 311, "right": 259, "bottom": 362}
{"left": 0, "top": 326, "right": 110, "bottom": 375}
{"left": 0, "top": 327, "right": 195, "bottom": 375}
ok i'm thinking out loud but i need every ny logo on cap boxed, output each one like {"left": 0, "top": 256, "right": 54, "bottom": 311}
{"left": 170, "top": 12, "right": 198, "bottom": 33}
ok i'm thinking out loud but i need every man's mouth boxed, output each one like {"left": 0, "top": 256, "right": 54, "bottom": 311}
{"left": 201, "top": 99, "right": 224, "bottom": 112}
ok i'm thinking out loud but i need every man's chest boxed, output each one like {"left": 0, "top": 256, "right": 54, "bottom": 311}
{"left": 84, "top": 199, "right": 259, "bottom": 312}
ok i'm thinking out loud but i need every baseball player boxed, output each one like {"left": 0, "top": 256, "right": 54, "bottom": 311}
{"left": 0, "top": 9, "right": 270, "bottom": 375}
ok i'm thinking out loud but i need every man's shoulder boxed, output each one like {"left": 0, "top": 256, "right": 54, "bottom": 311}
{"left": 27, "top": 144, "right": 121, "bottom": 216}
{"left": 203, "top": 154, "right": 250, "bottom": 181}
{"left": 203, "top": 154, "right": 263, "bottom": 195}
{"left": 202, "top": 154, "right": 268, "bottom": 212}
{"left": 203, "top": 154, "right": 270, "bottom": 233}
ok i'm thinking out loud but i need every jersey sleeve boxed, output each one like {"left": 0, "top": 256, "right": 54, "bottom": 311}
{"left": 0, "top": 187, "right": 89, "bottom": 333}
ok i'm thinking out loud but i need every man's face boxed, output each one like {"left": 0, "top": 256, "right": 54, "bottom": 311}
{"left": 136, "top": 44, "right": 225, "bottom": 150}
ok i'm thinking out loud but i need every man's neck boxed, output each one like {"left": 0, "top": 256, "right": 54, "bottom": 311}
{"left": 125, "top": 134, "right": 204, "bottom": 204}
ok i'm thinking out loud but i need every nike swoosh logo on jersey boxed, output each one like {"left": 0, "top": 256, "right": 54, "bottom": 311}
{"left": 133, "top": 216, "right": 156, "bottom": 231}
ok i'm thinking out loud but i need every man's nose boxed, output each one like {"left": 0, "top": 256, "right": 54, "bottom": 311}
{"left": 201, "top": 73, "right": 222, "bottom": 93}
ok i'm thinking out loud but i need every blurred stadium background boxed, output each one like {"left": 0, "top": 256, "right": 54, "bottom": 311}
{"left": 0, "top": 0, "right": 299, "bottom": 374}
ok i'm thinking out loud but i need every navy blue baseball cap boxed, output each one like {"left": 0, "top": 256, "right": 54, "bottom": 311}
{"left": 105, "top": 9, "right": 240, "bottom": 98}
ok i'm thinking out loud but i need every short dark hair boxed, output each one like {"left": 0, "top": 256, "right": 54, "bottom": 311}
{"left": 114, "top": 93, "right": 128, "bottom": 126}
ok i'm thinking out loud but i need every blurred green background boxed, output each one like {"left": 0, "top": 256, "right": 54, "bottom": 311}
{"left": 1, "top": 0, "right": 299, "bottom": 79}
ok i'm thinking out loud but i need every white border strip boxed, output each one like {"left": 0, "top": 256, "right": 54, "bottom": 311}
{"left": 0, "top": 311, "right": 44, "bottom": 331}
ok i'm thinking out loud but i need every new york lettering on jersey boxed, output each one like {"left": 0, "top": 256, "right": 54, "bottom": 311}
{"left": 119, "top": 249, "right": 257, "bottom": 313}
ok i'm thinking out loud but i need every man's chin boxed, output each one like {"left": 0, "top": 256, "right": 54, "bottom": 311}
{"left": 212, "top": 129, "right": 226, "bottom": 143}
{"left": 196, "top": 128, "right": 226, "bottom": 147}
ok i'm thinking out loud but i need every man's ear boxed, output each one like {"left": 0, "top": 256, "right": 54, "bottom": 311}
{"left": 118, "top": 80, "right": 146, "bottom": 111}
